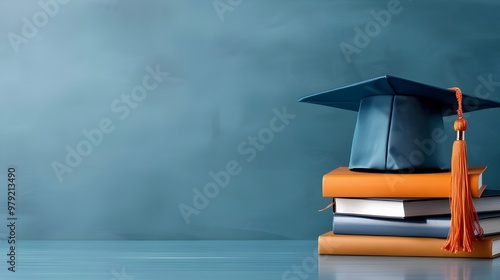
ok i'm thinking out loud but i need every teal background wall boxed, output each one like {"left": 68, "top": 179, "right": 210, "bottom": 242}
{"left": 1, "top": 0, "right": 500, "bottom": 240}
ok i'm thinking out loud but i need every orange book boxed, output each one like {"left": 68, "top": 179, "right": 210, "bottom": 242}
{"left": 322, "top": 166, "right": 487, "bottom": 198}
{"left": 318, "top": 231, "right": 500, "bottom": 258}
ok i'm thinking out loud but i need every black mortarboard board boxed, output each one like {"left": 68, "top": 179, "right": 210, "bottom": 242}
{"left": 299, "top": 75, "right": 500, "bottom": 172}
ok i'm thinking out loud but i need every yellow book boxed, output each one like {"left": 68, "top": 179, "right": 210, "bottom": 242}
{"left": 322, "top": 166, "right": 487, "bottom": 198}
{"left": 318, "top": 231, "right": 500, "bottom": 258}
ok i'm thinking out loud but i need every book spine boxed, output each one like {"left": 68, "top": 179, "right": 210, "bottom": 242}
{"left": 332, "top": 214, "right": 450, "bottom": 238}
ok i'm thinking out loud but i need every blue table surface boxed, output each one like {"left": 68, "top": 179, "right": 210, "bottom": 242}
{"left": 0, "top": 240, "right": 498, "bottom": 279}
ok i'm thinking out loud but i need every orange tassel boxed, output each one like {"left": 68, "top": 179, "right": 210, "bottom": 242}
{"left": 442, "top": 87, "right": 484, "bottom": 253}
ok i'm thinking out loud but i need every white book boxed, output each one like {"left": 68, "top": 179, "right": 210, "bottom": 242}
{"left": 334, "top": 189, "right": 500, "bottom": 218}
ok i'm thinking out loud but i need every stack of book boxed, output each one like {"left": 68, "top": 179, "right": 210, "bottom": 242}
{"left": 318, "top": 166, "right": 500, "bottom": 258}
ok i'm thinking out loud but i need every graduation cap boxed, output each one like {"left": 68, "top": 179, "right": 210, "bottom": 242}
{"left": 299, "top": 75, "right": 500, "bottom": 253}
{"left": 299, "top": 75, "right": 500, "bottom": 172}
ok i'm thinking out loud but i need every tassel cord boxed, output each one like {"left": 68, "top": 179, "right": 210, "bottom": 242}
{"left": 442, "top": 87, "right": 483, "bottom": 253}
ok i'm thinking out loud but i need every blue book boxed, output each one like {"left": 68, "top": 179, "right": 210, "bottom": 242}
{"left": 332, "top": 212, "right": 500, "bottom": 238}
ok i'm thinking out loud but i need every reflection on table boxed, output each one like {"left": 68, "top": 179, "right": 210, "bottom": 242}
{"left": 319, "top": 254, "right": 499, "bottom": 280}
